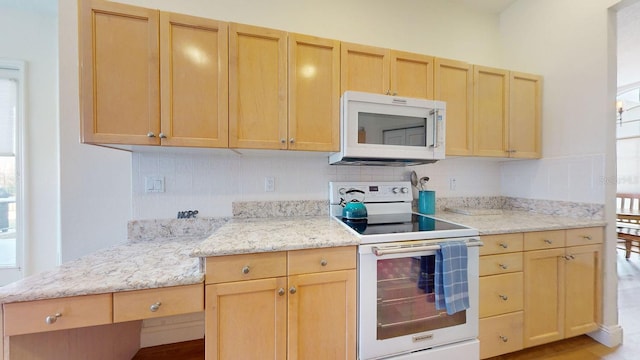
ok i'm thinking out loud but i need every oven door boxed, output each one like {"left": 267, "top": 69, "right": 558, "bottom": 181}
{"left": 358, "top": 239, "right": 480, "bottom": 360}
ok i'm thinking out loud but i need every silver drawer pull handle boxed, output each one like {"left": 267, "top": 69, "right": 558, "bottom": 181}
{"left": 320, "top": 259, "right": 328, "bottom": 266}
{"left": 45, "top": 313, "right": 62, "bottom": 324}
{"left": 544, "top": 239, "right": 553, "bottom": 244}
{"left": 499, "top": 263, "right": 508, "bottom": 270}
{"left": 242, "top": 266, "right": 250, "bottom": 274}
{"left": 500, "top": 335, "right": 509, "bottom": 343}
{"left": 278, "top": 288, "right": 285, "bottom": 296}
{"left": 499, "top": 294, "right": 509, "bottom": 301}
{"left": 150, "top": 302, "right": 162, "bottom": 312}
{"left": 499, "top": 243, "right": 508, "bottom": 249}
{"left": 582, "top": 235, "right": 593, "bottom": 240}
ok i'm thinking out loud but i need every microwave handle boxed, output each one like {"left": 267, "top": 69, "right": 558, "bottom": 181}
{"left": 430, "top": 109, "right": 439, "bottom": 149}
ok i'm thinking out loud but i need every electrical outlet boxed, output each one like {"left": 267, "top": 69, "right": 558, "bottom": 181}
{"left": 265, "top": 177, "right": 275, "bottom": 192}
{"left": 145, "top": 176, "right": 165, "bottom": 193}
{"left": 449, "top": 177, "right": 457, "bottom": 191}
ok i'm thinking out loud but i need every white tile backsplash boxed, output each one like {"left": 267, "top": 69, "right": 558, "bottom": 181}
{"left": 132, "top": 151, "right": 606, "bottom": 220}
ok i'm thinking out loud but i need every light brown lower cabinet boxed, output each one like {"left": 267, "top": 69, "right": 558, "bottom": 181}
{"left": 479, "top": 227, "right": 603, "bottom": 358}
{"left": 205, "top": 246, "right": 356, "bottom": 360}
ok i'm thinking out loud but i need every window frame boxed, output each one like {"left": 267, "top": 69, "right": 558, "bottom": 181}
{"left": 0, "top": 59, "right": 26, "bottom": 284}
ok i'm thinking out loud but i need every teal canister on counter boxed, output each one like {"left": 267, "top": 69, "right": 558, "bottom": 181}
{"left": 418, "top": 190, "right": 436, "bottom": 215}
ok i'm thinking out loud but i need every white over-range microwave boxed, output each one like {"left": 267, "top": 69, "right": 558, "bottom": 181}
{"left": 329, "top": 91, "right": 446, "bottom": 166}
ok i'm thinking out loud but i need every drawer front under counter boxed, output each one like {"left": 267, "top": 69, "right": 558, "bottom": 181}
{"left": 566, "top": 227, "right": 603, "bottom": 247}
{"left": 480, "top": 253, "right": 523, "bottom": 276}
{"left": 206, "top": 251, "right": 287, "bottom": 284}
{"left": 288, "top": 246, "right": 356, "bottom": 275}
{"left": 479, "top": 272, "right": 524, "bottom": 318}
{"left": 3, "top": 294, "right": 113, "bottom": 336}
{"left": 479, "top": 311, "right": 524, "bottom": 359}
{"left": 523, "top": 230, "right": 565, "bottom": 251}
{"left": 113, "top": 284, "right": 204, "bottom": 322}
{"left": 480, "top": 233, "right": 524, "bottom": 256}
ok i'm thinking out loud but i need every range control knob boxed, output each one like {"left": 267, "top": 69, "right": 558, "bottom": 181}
{"left": 338, "top": 188, "right": 346, "bottom": 195}
{"left": 400, "top": 187, "right": 409, "bottom": 194}
{"left": 392, "top": 187, "right": 400, "bottom": 194}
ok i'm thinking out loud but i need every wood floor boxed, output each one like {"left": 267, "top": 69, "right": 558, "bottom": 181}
{"left": 133, "top": 249, "right": 640, "bottom": 360}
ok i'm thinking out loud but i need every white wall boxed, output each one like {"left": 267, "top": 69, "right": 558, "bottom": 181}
{"left": 499, "top": 0, "right": 622, "bottom": 346}
{"left": 0, "top": 3, "right": 59, "bottom": 275}
{"left": 59, "top": 0, "right": 132, "bottom": 262}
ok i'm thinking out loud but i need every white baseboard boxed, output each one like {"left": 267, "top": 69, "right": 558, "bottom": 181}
{"left": 588, "top": 324, "right": 623, "bottom": 348}
{"left": 139, "top": 312, "right": 205, "bottom": 348}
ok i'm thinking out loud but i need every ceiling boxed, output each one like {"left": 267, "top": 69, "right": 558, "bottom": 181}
{"left": 447, "top": 0, "right": 517, "bottom": 13}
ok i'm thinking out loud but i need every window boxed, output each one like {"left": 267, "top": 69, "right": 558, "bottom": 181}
{"left": 0, "top": 61, "right": 24, "bottom": 285}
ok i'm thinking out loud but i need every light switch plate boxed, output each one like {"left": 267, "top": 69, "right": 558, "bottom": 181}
{"left": 145, "top": 176, "right": 165, "bottom": 193}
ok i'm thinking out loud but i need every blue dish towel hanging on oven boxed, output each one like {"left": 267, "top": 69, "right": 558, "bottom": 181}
{"left": 434, "top": 241, "right": 469, "bottom": 315}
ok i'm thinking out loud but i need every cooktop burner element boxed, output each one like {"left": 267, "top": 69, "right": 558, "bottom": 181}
{"left": 329, "top": 181, "right": 478, "bottom": 244}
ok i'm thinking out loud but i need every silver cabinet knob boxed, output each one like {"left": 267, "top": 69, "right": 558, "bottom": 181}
{"left": 289, "top": 138, "right": 295, "bottom": 144}
{"left": 289, "top": 286, "right": 297, "bottom": 295}
{"left": 500, "top": 336, "right": 509, "bottom": 343}
{"left": 499, "top": 294, "right": 509, "bottom": 301}
{"left": 278, "top": 288, "right": 285, "bottom": 296}
{"left": 45, "top": 313, "right": 62, "bottom": 324}
{"left": 159, "top": 132, "right": 167, "bottom": 139}
{"left": 280, "top": 139, "right": 286, "bottom": 144}
{"left": 320, "top": 259, "right": 328, "bottom": 267}
{"left": 147, "top": 132, "right": 156, "bottom": 138}
{"left": 499, "top": 243, "right": 508, "bottom": 249}
{"left": 149, "top": 302, "right": 162, "bottom": 312}
{"left": 544, "top": 239, "right": 553, "bottom": 244}
{"left": 499, "top": 263, "right": 508, "bottom": 270}
{"left": 582, "top": 235, "right": 593, "bottom": 240}
{"left": 242, "top": 266, "right": 250, "bottom": 274}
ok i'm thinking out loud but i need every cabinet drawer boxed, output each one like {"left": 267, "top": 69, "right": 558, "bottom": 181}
{"left": 524, "top": 230, "right": 565, "bottom": 251}
{"left": 288, "top": 246, "right": 356, "bottom": 275}
{"left": 479, "top": 272, "right": 523, "bottom": 318}
{"left": 113, "top": 284, "right": 204, "bottom": 322}
{"left": 480, "top": 233, "right": 523, "bottom": 255}
{"left": 479, "top": 311, "right": 524, "bottom": 359}
{"left": 480, "top": 253, "right": 523, "bottom": 276}
{"left": 566, "top": 227, "right": 603, "bottom": 247}
{"left": 206, "top": 251, "right": 287, "bottom": 284}
{"left": 3, "top": 294, "right": 112, "bottom": 336}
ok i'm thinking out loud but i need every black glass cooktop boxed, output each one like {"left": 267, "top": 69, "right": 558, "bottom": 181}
{"left": 336, "top": 213, "right": 469, "bottom": 235}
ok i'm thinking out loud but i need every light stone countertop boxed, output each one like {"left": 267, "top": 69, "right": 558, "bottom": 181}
{"left": 191, "top": 215, "right": 359, "bottom": 257}
{"left": 433, "top": 210, "right": 607, "bottom": 235}
{"left": 0, "top": 237, "right": 204, "bottom": 304}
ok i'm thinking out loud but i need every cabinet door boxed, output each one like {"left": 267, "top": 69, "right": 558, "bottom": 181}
{"left": 288, "top": 33, "right": 340, "bottom": 151}
{"left": 390, "top": 50, "right": 434, "bottom": 99}
{"left": 160, "top": 13, "right": 228, "bottom": 148}
{"left": 206, "top": 278, "right": 287, "bottom": 360}
{"left": 435, "top": 58, "right": 473, "bottom": 156}
{"left": 523, "top": 248, "right": 565, "bottom": 347}
{"left": 509, "top": 72, "right": 542, "bottom": 158}
{"left": 79, "top": 0, "right": 160, "bottom": 145}
{"left": 340, "top": 42, "right": 389, "bottom": 94}
{"left": 288, "top": 270, "right": 356, "bottom": 360}
{"left": 564, "top": 244, "right": 601, "bottom": 338}
{"left": 229, "top": 23, "right": 287, "bottom": 149}
{"left": 473, "top": 65, "right": 509, "bottom": 157}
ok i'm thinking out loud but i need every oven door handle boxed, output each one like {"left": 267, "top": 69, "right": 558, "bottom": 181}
{"left": 371, "top": 239, "right": 483, "bottom": 256}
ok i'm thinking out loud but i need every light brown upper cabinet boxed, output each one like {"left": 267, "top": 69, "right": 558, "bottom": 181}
{"left": 80, "top": 0, "right": 228, "bottom": 147}
{"left": 80, "top": 0, "right": 160, "bottom": 145}
{"left": 341, "top": 43, "right": 434, "bottom": 99}
{"left": 434, "top": 58, "right": 473, "bottom": 156}
{"left": 288, "top": 34, "right": 341, "bottom": 152}
{"left": 473, "top": 65, "right": 510, "bottom": 157}
{"left": 160, "top": 13, "right": 228, "bottom": 147}
{"left": 473, "top": 66, "right": 542, "bottom": 158}
{"left": 229, "top": 23, "right": 288, "bottom": 149}
{"left": 509, "top": 72, "right": 542, "bottom": 159}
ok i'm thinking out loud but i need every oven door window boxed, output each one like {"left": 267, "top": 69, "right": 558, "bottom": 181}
{"left": 376, "top": 255, "right": 466, "bottom": 340}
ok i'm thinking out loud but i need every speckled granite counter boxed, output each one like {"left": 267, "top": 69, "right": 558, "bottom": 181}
{"left": 434, "top": 209, "right": 607, "bottom": 235}
{"left": 0, "top": 237, "right": 205, "bottom": 304}
{"left": 191, "top": 216, "right": 359, "bottom": 257}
